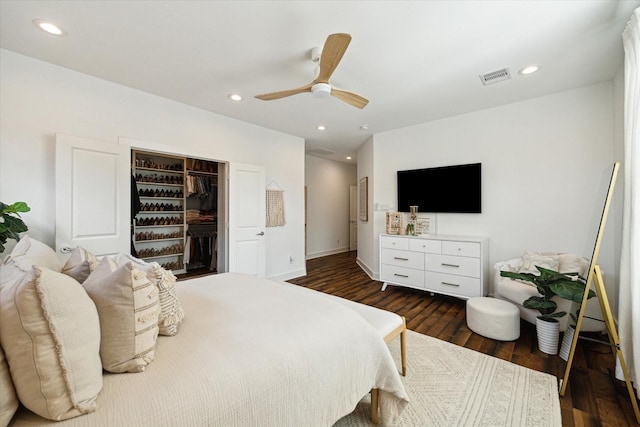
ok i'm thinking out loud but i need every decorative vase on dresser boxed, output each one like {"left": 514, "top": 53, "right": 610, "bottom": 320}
{"left": 379, "top": 234, "right": 489, "bottom": 299}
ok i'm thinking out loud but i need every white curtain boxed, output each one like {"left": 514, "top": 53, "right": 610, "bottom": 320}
{"left": 617, "top": 7, "right": 640, "bottom": 393}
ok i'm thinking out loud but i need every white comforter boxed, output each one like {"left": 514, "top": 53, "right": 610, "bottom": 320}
{"left": 11, "top": 273, "right": 408, "bottom": 426}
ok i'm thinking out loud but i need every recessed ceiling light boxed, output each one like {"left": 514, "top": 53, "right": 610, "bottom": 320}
{"left": 227, "top": 93, "right": 242, "bottom": 101}
{"left": 317, "top": 125, "right": 326, "bottom": 131}
{"left": 33, "top": 19, "right": 67, "bottom": 36}
{"left": 519, "top": 65, "right": 539, "bottom": 75}
{"left": 346, "top": 156, "right": 352, "bottom": 160}
{"left": 359, "top": 125, "right": 369, "bottom": 131}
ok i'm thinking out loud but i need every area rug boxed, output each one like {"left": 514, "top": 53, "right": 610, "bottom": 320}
{"left": 336, "top": 330, "right": 561, "bottom": 426}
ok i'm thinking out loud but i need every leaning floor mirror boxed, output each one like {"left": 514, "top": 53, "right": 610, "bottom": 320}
{"left": 558, "top": 162, "right": 640, "bottom": 424}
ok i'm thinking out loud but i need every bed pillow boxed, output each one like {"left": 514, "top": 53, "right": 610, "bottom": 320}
{"left": 517, "top": 251, "right": 560, "bottom": 275}
{"left": 61, "top": 246, "right": 99, "bottom": 283}
{"left": 83, "top": 257, "right": 160, "bottom": 373}
{"left": 0, "top": 266, "right": 102, "bottom": 421}
{"left": 0, "top": 345, "right": 18, "bottom": 426}
{"left": 2, "top": 235, "right": 61, "bottom": 273}
{"left": 118, "top": 253, "right": 184, "bottom": 336}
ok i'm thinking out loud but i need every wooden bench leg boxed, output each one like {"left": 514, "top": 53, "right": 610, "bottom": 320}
{"left": 383, "top": 316, "right": 408, "bottom": 376}
{"left": 400, "top": 317, "right": 407, "bottom": 376}
{"left": 371, "top": 388, "right": 379, "bottom": 424}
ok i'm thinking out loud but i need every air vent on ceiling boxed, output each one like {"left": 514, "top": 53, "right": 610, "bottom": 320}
{"left": 307, "top": 147, "right": 336, "bottom": 156}
{"left": 479, "top": 68, "right": 511, "bottom": 86}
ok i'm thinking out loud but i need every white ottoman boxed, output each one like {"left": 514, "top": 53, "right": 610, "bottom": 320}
{"left": 466, "top": 297, "right": 520, "bottom": 341}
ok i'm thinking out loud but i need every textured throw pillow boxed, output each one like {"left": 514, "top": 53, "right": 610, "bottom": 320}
{"left": 61, "top": 246, "right": 100, "bottom": 283}
{"left": 83, "top": 257, "right": 160, "bottom": 373}
{"left": 0, "top": 345, "right": 18, "bottom": 426}
{"left": 1, "top": 234, "right": 61, "bottom": 273}
{"left": 119, "top": 253, "right": 184, "bottom": 336}
{"left": 0, "top": 265, "right": 102, "bottom": 421}
{"left": 517, "top": 251, "right": 560, "bottom": 275}
{"left": 558, "top": 253, "right": 589, "bottom": 275}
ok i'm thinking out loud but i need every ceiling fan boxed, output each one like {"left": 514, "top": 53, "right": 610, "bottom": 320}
{"left": 255, "top": 33, "right": 369, "bottom": 109}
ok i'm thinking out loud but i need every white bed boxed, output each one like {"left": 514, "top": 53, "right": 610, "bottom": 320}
{"left": 9, "top": 272, "right": 408, "bottom": 426}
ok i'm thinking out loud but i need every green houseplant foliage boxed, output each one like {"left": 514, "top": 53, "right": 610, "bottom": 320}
{"left": 500, "top": 266, "right": 596, "bottom": 322}
{"left": 0, "top": 201, "right": 30, "bottom": 253}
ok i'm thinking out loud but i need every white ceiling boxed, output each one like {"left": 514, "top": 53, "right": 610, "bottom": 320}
{"left": 1, "top": 1, "right": 638, "bottom": 164}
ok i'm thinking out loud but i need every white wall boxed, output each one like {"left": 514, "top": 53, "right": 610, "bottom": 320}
{"left": 0, "top": 49, "right": 306, "bottom": 280}
{"left": 362, "top": 82, "right": 623, "bottom": 309}
{"left": 304, "top": 155, "right": 356, "bottom": 259}
{"left": 356, "top": 137, "right": 375, "bottom": 276}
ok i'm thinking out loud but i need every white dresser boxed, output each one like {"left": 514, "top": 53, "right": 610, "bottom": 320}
{"left": 379, "top": 234, "right": 489, "bottom": 300}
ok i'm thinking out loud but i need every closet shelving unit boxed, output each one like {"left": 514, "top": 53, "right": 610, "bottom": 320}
{"left": 132, "top": 151, "right": 186, "bottom": 273}
{"left": 185, "top": 159, "right": 218, "bottom": 274}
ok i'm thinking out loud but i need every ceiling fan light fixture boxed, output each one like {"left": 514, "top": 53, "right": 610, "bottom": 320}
{"left": 311, "top": 83, "right": 331, "bottom": 98}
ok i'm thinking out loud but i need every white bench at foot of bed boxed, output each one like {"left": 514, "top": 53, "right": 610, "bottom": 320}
{"left": 323, "top": 294, "right": 407, "bottom": 376}
{"left": 323, "top": 295, "right": 407, "bottom": 425}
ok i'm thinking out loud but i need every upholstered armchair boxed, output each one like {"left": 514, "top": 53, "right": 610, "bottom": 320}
{"left": 493, "top": 252, "right": 604, "bottom": 332}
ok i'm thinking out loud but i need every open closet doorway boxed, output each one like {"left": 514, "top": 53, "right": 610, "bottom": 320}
{"left": 132, "top": 149, "right": 227, "bottom": 278}
{"left": 56, "top": 134, "right": 266, "bottom": 279}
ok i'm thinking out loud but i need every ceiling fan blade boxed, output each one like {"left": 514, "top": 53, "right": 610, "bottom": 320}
{"left": 316, "top": 33, "right": 351, "bottom": 83}
{"left": 255, "top": 83, "right": 313, "bottom": 101}
{"left": 331, "top": 87, "right": 369, "bottom": 109}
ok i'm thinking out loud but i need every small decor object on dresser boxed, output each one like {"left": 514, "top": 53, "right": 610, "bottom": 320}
{"left": 415, "top": 217, "right": 431, "bottom": 235}
{"left": 386, "top": 212, "right": 403, "bottom": 235}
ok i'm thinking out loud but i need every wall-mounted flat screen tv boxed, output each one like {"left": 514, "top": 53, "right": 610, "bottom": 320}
{"left": 397, "top": 163, "right": 481, "bottom": 213}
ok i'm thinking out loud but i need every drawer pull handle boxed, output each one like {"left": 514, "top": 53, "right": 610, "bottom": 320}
{"left": 442, "top": 282, "right": 460, "bottom": 287}
{"left": 441, "top": 263, "right": 460, "bottom": 268}
{"left": 394, "top": 273, "right": 409, "bottom": 278}
{"left": 394, "top": 257, "right": 409, "bottom": 261}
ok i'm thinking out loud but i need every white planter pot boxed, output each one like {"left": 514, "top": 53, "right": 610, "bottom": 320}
{"left": 536, "top": 317, "right": 560, "bottom": 355}
{"left": 559, "top": 325, "right": 576, "bottom": 361}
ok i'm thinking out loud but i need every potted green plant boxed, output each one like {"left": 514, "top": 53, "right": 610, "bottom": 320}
{"left": 500, "top": 266, "right": 595, "bottom": 354}
{"left": 0, "top": 201, "right": 30, "bottom": 253}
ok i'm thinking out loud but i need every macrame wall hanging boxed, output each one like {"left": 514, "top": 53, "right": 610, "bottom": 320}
{"left": 266, "top": 181, "right": 285, "bottom": 227}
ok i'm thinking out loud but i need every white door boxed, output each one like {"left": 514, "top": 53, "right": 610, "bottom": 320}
{"left": 228, "top": 162, "right": 265, "bottom": 276}
{"left": 55, "top": 134, "right": 130, "bottom": 258}
{"left": 349, "top": 185, "right": 357, "bottom": 251}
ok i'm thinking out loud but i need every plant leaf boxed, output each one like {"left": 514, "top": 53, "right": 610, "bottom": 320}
{"left": 11, "top": 202, "right": 30, "bottom": 213}
{"left": 523, "top": 296, "right": 557, "bottom": 315}
{"left": 2, "top": 215, "right": 28, "bottom": 233}
{"left": 549, "top": 280, "right": 595, "bottom": 302}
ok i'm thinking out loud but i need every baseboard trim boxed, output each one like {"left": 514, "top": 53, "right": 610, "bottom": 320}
{"left": 356, "top": 257, "right": 379, "bottom": 281}
{"left": 306, "top": 247, "right": 350, "bottom": 260}
{"left": 269, "top": 268, "right": 307, "bottom": 282}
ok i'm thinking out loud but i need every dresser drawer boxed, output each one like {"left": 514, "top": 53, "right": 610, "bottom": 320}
{"left": 425, "top": 253, "right": 480, "bottom": 278}
{"left": 381, "top": 264, "right": 425, "bottom": 288}
{"left": 425, "top": 271, "right": 481, "bottom": 298}
{"left": 442, "top": 241, "right": 480, "bottom": 258}
{"left": 380, "top": 236, "right": 409, "bottom": 250}
{"left": 409, "top": 238, "right": 441, "bottom": 254}
{"left": 381, "top": 248, "right": 425, "bottom": 270}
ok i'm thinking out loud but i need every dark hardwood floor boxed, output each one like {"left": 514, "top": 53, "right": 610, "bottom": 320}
{"left": 287, "top": 251, "right": 638, "bottom": 427}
